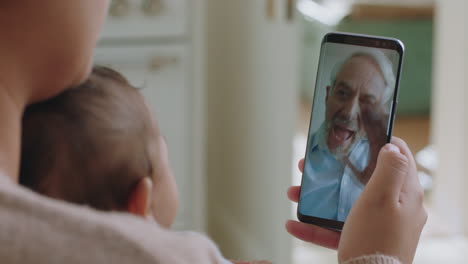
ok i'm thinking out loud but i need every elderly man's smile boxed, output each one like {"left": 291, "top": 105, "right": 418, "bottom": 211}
{"left": 329, "top": 124, "right": 355, "bottom": 150}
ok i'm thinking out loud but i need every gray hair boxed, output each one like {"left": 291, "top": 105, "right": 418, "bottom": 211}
{"left": 329, "top": 49, "right": 396, "bottom": 108}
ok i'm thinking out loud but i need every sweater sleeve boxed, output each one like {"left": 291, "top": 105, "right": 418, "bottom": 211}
{"left": 342, "top": 255, "right": 402, "bottom": 264}
{"left": 0, "top": 175, "right": 232, "bottom": 264}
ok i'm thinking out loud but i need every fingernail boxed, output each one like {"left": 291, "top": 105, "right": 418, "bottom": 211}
{"left": 386, "top": 144, "right": 400, "bottom": 153}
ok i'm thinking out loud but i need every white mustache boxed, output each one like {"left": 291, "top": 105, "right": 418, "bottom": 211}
{"left": 332, "top": 117, "right": 358, "bottom": 132}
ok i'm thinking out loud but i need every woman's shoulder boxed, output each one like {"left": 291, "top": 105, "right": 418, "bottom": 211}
{"left": 0, "top": 179, "right": 228, "bottom": 264}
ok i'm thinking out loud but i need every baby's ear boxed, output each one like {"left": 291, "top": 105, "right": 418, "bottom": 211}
{"left": 126, "top": 177, "right": 153, "bottom": 218}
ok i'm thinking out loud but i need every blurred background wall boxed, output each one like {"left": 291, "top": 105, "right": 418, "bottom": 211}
{"left": 205, "top": 1, "right": 298, "bottom": 262}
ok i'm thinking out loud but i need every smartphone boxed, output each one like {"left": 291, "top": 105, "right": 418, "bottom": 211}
{"left": 297, "top": 32, "right": 404, "bottom": 230}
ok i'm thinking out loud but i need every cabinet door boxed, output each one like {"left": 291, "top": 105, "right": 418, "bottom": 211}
{"left": 94, "top": 45, "right": 193, "bottom": 230}
{"left": 103, "top": 0, "right": 188, "bottom": 39}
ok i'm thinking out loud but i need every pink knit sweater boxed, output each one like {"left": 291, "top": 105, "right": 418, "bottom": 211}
{"left": 0, "top": 175, "right": 401, "bottom": 264}
{"left": 343, "top": 255, "right": 402, "bottom": 264}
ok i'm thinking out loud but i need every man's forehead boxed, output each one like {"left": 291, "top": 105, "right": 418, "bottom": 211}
{"left": 335, "top": 57, "right": 386, "bottom": 92}
{"left": 339, "top": 56, "right": 382, "bottom": 76}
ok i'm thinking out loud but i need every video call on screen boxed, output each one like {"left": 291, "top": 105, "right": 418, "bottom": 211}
{"left": 299, "top": 43, "right": 400, "bottom": 222}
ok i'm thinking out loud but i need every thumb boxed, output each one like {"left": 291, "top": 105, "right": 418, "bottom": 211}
{"left": 365, "top": 143, "right": 409, "bottom": 202}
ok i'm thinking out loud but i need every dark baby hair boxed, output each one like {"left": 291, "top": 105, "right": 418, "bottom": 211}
{"left": 19, "top": 66, "right": 154, "bottom": 211}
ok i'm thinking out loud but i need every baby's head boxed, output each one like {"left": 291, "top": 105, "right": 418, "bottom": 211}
{"left": 19, "top": 66, "right": 178, "bottom": 227}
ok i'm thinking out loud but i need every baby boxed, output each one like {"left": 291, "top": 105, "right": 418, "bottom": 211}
{"left": 19, "top": 66, "right": 178, "bottom": 227}
{"left": 19, "top": 66, "right": 270, "bottom": 264}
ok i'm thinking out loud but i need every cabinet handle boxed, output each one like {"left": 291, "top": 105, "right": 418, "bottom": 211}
{"left": 266, "top": 0, "right": 276, "bottom": 21}
{"left": 109, "top": 0, "right": 131, "bottom": 17}
{"left": 286, "top": 0, "right": 295, "bottom": 21}
{"left": 142, "top": 0, "right": 164, "bottom": 16}
{"left": 148, "top": 56, "right": 178, "bottom": 71}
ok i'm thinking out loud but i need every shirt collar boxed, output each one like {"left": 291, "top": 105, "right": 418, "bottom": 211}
{"left": 310, "top": 122, "right": 329, "bottom": 153}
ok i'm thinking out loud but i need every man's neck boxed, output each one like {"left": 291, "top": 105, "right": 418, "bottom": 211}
{"left": 0, "top": 85, "right": 23, "bottom": 183}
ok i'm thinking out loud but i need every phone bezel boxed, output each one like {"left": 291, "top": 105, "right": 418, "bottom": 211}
{"left": 297, "top": 32, "right": 405, "bottom": 231}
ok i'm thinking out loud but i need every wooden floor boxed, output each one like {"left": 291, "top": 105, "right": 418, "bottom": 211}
{"left": 393, "top": 116, "right": 431, "bottom": 154}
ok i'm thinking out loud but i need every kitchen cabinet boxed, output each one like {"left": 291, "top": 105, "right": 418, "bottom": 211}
{"left": 96, "top": 0, "right": 205, "bottom": 231}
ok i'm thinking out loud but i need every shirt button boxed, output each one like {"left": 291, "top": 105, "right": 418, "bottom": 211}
{"left": 340, "top": 208, "right": 345, "bottom": 214}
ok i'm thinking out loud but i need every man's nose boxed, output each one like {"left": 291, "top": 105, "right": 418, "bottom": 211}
{"left": 340, "top": 99, "right": 360, "bottom": 121}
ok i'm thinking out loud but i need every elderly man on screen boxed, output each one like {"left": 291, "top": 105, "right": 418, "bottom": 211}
{"left": 299, "top": 50, "right": 396, "bottom": 222}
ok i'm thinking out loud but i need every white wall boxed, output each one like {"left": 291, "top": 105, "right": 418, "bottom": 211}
{"left": 205, "top": 0, "right": 298, "bottom": 262}
{"left": 431, "top": 0, "right": 468, "bottom": 235}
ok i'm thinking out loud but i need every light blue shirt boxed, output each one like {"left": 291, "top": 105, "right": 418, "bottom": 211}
{"left": 299, "top": 123, "right": 369, "bottom": 222}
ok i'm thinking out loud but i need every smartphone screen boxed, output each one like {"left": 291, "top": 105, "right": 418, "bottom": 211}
{"left": 297, "top": 32, "right": 404, "bottom": 230}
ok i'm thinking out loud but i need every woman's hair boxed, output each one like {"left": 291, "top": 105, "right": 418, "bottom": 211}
{"left": 19, "top": 66, "right": 155, "bottom": 211}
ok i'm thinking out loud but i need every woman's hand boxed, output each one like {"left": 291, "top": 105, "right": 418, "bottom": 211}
{"left": 286, "top": 159, "right": 341, "bottom": 249}
{"left": 338, "top": 138, "right": 427, "bottom": 264}
{"left": 286, "top": 137, "right": 427, "bottom": 262}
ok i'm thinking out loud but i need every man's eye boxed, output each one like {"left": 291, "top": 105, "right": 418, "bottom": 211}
{"left": 336, "top": 89, "right": 349, "bottom": 99}
{"left": 360, "top": 97, "right": 376, "bottom": 105}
